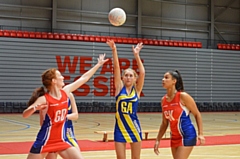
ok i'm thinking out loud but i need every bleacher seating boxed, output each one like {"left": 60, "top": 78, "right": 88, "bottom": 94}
{"left": 20, "top": 102, "right": 28, "bottom": 112}
{"left": 138, "top": 102, "right": 144, "bottom": 112}
{"left": 103, "top": 102, "right": 111, "bottom": 112}
{"left": 12, "top": 102, "right": 21, "bottom": 113}
{"left": 92, "top": 102, "right": 99, "bottom": 113}
{"left": 110, "top": 102, "right": 116, "bottom": 112}
{"left": 35, "top": 32, "right": 42, "bottom": 38}
{"left": 98, "top": 102, "right": 105, "bottom": 113}
{"left": 233, "top": 102, "right": 240, "bottom": 111}
{"left": 217, "top": 43, "right": 240, "bottom": 51}
{"left": 0, "top": 29, "right": 203, "bottom": 48}
{"left": 77, "top": 102, "right": 86, "bottom": 112}
{"left": 211, "top": 102, "right": 218, "bottom": 111}
{"left": 5, "top": 102, "right": 13, "bottom": 113}
{"left": 226, "top": 102, "right": 234, "bottom": 111}
{"left": 85, "top": 102, "right": 93, "bottom": 113}
{"left": 0, "top": 101, "right": 239, "bottom": 113}
{"left": 23, "top": 31, "right": 30, "bottom": 38}
{"left": 0, "top": 102, "right": 5, "bottom": 113}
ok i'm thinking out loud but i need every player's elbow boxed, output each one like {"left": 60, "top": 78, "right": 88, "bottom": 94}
{"left": 140, "top": 71, "right": 145, "bottom": 77}
{"left": 71, "top": 113, "right": 79, "bottom": 120}
{"left": 22, "top": 113, "right": 29, "bottom": 118}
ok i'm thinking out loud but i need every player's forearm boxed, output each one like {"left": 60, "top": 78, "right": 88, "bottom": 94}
{"left": 67, "top": 113, "right": 78, "bottom": 120}
{"left": 156, "top": 123, "right": 168, "bottom": 141}
{"left": 134, "top": 54, "right": 145, "bottom": 74}
{"left": 22, "top": 106, "right": 36, "bottom": 118}
{"left": 195, "top": 113, "right": 204, "bottom": 135}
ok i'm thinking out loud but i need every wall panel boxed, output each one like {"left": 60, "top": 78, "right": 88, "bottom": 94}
{"left": 0, "top": 37, "right": 239, "bottom": 104}
{"left": 0, "top": 0, "right": 239, "bottom": 42}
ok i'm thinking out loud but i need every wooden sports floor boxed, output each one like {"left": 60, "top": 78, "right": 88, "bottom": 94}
{"left": 0, "top": 112, "right": 240, "bottom": 159}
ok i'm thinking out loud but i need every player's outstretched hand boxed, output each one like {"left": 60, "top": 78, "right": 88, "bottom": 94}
{"left": 97, "top": 53, "right": 109, "bottom": 65}
{"left": 106, "top": 39, "right": 116, "bottom": 50}
{"left": 132, "top": 42, "right": 143, "bottom": 56}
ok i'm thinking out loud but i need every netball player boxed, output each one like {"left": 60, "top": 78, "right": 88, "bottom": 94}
{"left": 44, "top": 93, "right": 82, "bottom": 159}
{"left": 154, "top": 70, "right": 205, "bottom": 159}
{"left": 106, "top": 40, "right": 145, "bottom": 159}
{"left": 23, "top": 53, "right": 108, "bottom": 159}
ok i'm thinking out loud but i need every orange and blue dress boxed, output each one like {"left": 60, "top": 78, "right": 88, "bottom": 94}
{"left": 162, "top": 91, "right": 197, "bottom": 147}
{"left": 29, "top": 90, "right": 74, "bottom": 153}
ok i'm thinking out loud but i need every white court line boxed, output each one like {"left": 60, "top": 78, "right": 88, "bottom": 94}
{"left": 0, "top": 117, "right": 40, "bottom": 129}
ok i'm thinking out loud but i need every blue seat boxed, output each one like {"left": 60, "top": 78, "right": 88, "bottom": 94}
{"left": 98, "top": 102, "right": 105, "bottom": 112}
{"left": 217, "top": 102, "right": 223, "bottom": 111}
{"left": 20, "top": 102, "right": 28, "bottom": 112}
{"left": 203, "top": 102, "right": 210, "bottom": 112}
{"left": 5, "top": 102, "right": 13, "bottom": 113}
{"left": 110, "top": 102, "right": 116, "bottom": 112}
{"left": 77, "top": 102, "right": 87, "bottom": 112}
{"left": 85, "top": 102, "right": 93, "bottom": 113}
{"left": 212, "top": 102, "right": 218, "bottom": 112}
{"left": 104, "top": 102, "right": 111, "bottom": 112}
{"left": 153, "top": 102, "right": 161, "bottom": 112}
{"left": 92, "top": 102, "right": 99, "bottom": 112}
{"left": 138, "top": 102, "right": 144, "bottom": 112}
{"left": 196, "top": 102, "right": 204, "bottom": 112}
{"left": 0, "top": 102, "right": 5, "bottom": 113}
{"left": 222, "top": 102, "right": 228, "bottom": 111}
{"left": 149, "top": 102, "right": 155, "bottom": 112}
{"left": 12, "top": 102, "right": 21, "bottom": 113}
{"left": 207, "top": 102, "right": 216, "bottom": 112}
{"left": 143, "top": 102, "right": 150, "bottom": 112}
{"left": 139, "top": 102, "right": 148, "bottom": 112}
{"left": 233, "top": 102, "right": 240, "bottom": 111}
{"left": 227, "top": 102, "right": 234, "bottom": 111}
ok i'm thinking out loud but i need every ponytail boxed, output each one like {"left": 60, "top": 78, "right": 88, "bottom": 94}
{"left": 27, "top": 68, "right": 56, "bottom": 107}
{"left": 27, "top": 86, "right": 46, "bottom": 106}
{"left": 175, "top": 70, "right": 184, "bottom": 91}
{"left": 169, "top": 70, "right": 184, "bottom": 92}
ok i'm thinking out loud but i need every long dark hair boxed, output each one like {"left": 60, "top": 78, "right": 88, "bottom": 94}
{"left": 168, "top": 70, "right": 184, "bottom": 92}
{"left": 27, "top": 68, "right": 57, "bottom": 106}
{"left": 27, "top": 87, "right": 45, "bottom": 106}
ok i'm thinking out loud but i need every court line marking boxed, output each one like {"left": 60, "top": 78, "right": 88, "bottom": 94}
{"left": 0, "top": 118, "right": 31, "bottom": 133}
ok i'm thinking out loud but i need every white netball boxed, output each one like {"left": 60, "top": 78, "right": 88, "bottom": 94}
{"left": 108, "top": 8, "right": 126, "bottom": 26}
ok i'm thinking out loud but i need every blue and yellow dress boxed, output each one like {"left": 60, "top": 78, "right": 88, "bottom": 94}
{"left": 114, "top": 86, "right": 142, "bottom": 143}
{"left": 65, "top": 98, "right": 79, "bottom": 147}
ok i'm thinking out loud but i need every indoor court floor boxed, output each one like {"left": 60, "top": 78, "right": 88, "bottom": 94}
{"left": 0, "top": 112, "right": 240, "bottom": 159}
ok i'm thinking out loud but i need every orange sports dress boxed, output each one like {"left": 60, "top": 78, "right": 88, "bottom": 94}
{"left": 30, "top": 90, "right": 73, "bottom": 153}
{"left": 162, "top": 91, "right": 197, "bottom": 147}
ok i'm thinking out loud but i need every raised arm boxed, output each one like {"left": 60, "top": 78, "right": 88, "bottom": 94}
{"left": 106, "top": 40, "right": 123, "bottom": 95}
{"left": 63, "top": 53, "right": 108, "bottom": 95}
{"left": 132, "top": 43, "right": 145, "bottom": 97}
